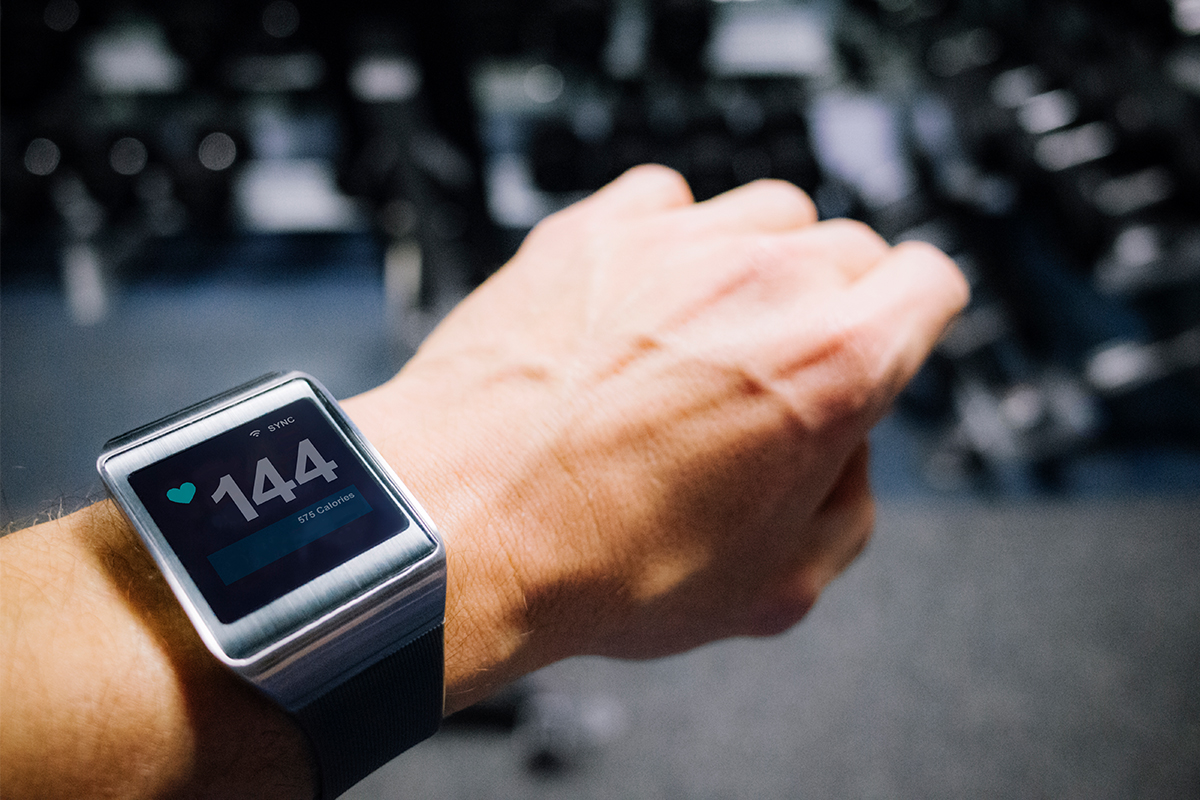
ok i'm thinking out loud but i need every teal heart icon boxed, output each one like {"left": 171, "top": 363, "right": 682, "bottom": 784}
{"left": 167, "top": 482, "right": 196, "bottom": 504}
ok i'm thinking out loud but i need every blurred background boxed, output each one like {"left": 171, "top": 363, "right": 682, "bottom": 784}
{"left": 2, "top": 0, "right": 1198, "bottom": 796}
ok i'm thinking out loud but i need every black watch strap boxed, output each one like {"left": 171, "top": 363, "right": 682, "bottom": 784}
{"left": 294, "top": 624, "right": 445, "bottom": 798}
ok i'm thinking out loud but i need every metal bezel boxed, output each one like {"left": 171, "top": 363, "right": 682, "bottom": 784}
{"left": 97, "top": 372, "right": 446, "bottom": 708}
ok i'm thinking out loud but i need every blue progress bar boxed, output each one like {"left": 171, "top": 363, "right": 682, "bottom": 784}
{"left": 208, "top": 485, "right": 371, "bottom": 585}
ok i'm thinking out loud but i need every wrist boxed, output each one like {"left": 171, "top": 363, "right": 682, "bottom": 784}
{"left": 341, "top": 382, "right": 549, "bottom": 714}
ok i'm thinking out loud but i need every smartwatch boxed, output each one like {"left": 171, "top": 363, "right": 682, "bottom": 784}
{"left": 97, "top": 371, "right": 446, "bottom": 798}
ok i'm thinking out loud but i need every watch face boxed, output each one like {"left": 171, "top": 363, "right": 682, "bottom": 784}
{"left": 127, "top": 397, "right": 431, "bottom": 623}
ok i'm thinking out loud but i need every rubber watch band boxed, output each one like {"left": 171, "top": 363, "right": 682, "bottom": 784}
{"left": 295, "top": 624, "right": 444, "bottom": 798}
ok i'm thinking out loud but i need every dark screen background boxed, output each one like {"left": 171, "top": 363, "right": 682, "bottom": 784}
{"left": 129, "top": 398, "right": 415, "bottom": 623}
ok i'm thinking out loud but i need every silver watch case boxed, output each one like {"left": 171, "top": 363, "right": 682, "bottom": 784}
{"left": 97, "top": 371, "right": 446, "bottom": 711}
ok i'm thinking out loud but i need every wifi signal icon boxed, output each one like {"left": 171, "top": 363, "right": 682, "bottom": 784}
{"left": 250, "top": 430, "right": 262, "bottom": 438}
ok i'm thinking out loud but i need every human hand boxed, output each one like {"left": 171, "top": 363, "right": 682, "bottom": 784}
{"left": 0, "top": 165, "right": 967, "bottom": 799}
{"left": 346, "top": 165, "right": 968, "bottom": 708}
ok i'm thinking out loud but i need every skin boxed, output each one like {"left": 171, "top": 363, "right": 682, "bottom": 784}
{"left": 0, "top": 166, "right": 968, "bottom": 798}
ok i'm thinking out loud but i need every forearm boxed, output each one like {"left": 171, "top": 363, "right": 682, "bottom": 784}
{"left": 341, "top": 385, "right": 548, "bottom": 712}
{"left": 0, "top": 497, "right": 315, "bottom": 798}
{"left": 0, "top": 388, "right": 536, "bottom": 799}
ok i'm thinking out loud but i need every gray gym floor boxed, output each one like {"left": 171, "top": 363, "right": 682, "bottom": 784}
{"left": 3, "top": 270, "right": 1198, "bottom": 798}
{"left": 372, "top": 500, "right": 1200, "bottom": 800}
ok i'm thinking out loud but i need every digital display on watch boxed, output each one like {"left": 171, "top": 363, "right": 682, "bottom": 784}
{"left": 128, "top": 398, "right": 429, "bottom": 623}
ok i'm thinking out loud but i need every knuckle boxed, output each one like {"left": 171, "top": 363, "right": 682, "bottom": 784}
{"left": 772, "top": 314, "right": 890, "bottom": 429}
{"left": 817, "top": 319, "right": 888, "bottom": 419}
{"left": 821, "top": 218, "right": 889, "bottom": 253}
{"left": 890, "top": 240, "right": 971, "bottom": 313}
{"left": 746, "top": 179, "right": 817, "bottom": 220}
{"left": 623, "top": 163, "right": 694, "bottom": 205}
{"left": 902, "top": 240, "right": 971, "bottom": 305}
{"left": 893, "top": 238, "right": 950, "bottom": 262}
{"left": 695, "top": 234, "right": 794, "bottom": 305}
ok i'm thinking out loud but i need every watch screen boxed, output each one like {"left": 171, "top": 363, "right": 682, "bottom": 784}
{"left": 128, "top": 398, "right": 430, "bottom": 623}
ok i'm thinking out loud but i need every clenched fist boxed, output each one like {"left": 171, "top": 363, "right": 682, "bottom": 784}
{"left": 347, "top": 165, "right": 969, "bottom": 708}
